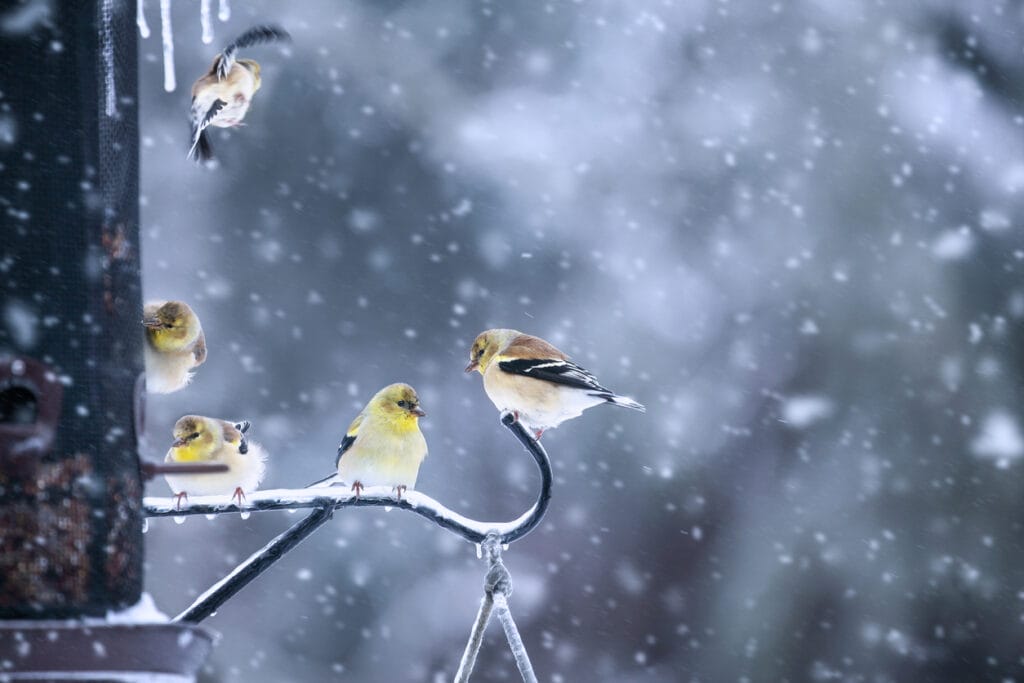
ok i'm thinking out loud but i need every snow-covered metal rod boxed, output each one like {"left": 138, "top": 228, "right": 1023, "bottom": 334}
{"left": 144, "top": 413, "right": 552, "bottom": 545}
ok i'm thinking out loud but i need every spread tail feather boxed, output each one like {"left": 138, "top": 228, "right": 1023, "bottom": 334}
{"left": 188, "top": 127, "right": 214, "bottom": 162}
{"left": 217, "top": 24, "right": 291, "bottom": 79}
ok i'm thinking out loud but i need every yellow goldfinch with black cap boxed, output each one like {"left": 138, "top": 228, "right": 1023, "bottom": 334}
{"left": 188, "top": 24, "right": 290, "bottom": 162}
{"left": 164, "top": 415, "right": 266, "bottom": 509}
{"left": 312, "top": 383, "right": 428, "bottom": 499}
{"left": 466, "top": 329, "right": 644, "bottom": 439}
{"left": 142, "top": 300, "right": 206, "bottom": 394}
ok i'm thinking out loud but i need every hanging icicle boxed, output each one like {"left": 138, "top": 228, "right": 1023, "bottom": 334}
{"left": 160, "top": 0, "right": 175, "bottom": 92}
{"left": 200, "top": 0, "right": 213, "bottom": 44}
{"left": 136, "top": 0, "right": 151, "bottom": 38}
{"left": 101, "top": 0, "right": 117, "bottom": 117}
{"left": 217, "top": 0, "right": 230, "bottom": 22}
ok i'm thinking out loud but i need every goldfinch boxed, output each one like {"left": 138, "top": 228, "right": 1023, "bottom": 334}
{"left": 466, "top": 329, "right": 645, "bottom": 439}
{"left": 188, "top": 25, "right": 290, "bottom": 162}
{"left": 314, "top": 383, "right": 428, "bottom": 499}
{"left": 164, "top": 415, "right": 266, "bottom": 509}
{"left": 142, "top": 300, "right": 206, "bottom": 394}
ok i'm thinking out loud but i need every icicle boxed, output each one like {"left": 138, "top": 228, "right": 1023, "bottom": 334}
{"left": 136, "top": 0, "right": 151, "bottom": 39}
{"left": 205, "top": 514, "right": 216, "bottom": 521}
{"left": 200, "top": 0, "right": 213, "bottom": 44}
{"left": 160, "top": 0, "right": 176, "bottom": 92}
{"left": 101, "top": 0, "right": 117, "bottom": 117}
{"left": 217, "top": 0, "right": 230, "bottom": 22}
{"left": 141, "top": 518, "right": 149, "bottom": 533}
{"left": 384, "top": 506, "right": 393, "bottom": 512}
{"left": 173, "top": 515, "right": 186, "bottom": 525}
{"left": 475, "top": 543, "right": 482, "bottom": 559}
{"left": 239, "top": 510, "right": 251, "bottom": 520}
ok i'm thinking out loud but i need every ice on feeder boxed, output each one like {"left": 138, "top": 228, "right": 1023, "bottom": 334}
{"left": 200, "top": 0, "right": 213, "bottom": 44}
{"left": 101, "top": 0, "right": 116, "bottom": 117}
{"left": 136, "top": 0, "right": 150, "bottom": 38}
{"left": 160, "top": 0, "right": 175, "bottom": 92}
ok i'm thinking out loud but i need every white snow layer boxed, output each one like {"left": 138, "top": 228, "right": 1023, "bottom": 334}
{"left": 86, "top": 592, "right": 169, "bottom": 624}
{"left": 145, "top": 486, "right": 539, "bottom": 539}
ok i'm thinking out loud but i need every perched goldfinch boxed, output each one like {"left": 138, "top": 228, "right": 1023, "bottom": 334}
{"left": 313, "top": 383, "right": 428, "bottom": 499}
{"left": 188, "top": 25, "right": 290, "bottom": 162}
{"left": 142, "top": 300, "right": 206, "bottom": 394}
{"left": 164, "top": 415, "right": 266, "bottom": 509}
{"left": 466, "top": 329, "right": 645, "bottom": 439}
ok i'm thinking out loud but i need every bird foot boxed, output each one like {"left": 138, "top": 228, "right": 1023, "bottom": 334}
{"left": 393, "top": 485, "right": 407, "bottom": 501}
{"left": 173, "top": 491, "right": 188, "bottom": 511}
{"left": 534, "top": 428, "right": 544, "bottom": 441}
{"left": 231, "top": 487, "right": 246, "bottom": 507}
{"left": 351, "top": 481, "right": 364, "bottom": 499}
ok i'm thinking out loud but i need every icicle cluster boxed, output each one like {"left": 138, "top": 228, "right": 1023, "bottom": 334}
{"left": 136, "top": 0, "right": 232, "bottom": 93}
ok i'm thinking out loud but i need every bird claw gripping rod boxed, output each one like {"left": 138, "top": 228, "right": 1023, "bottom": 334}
{"left": 144, "top": 412, "right": 552, "bottom": 627}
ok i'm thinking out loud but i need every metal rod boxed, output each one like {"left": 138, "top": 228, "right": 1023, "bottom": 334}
{"left": 167, "top": 415, "right": 553, "bottom": 624}
{"left": 174, "top": 506, "right": 333, "bottom": 623}
{"left": 146, "top": 413, "right": 552, "bottom": 546}
{"left": 493, "top": 593, "right": 538, "bottom": 683}
{"left": 453, "top": 593, "right": 495, "bottom": 683}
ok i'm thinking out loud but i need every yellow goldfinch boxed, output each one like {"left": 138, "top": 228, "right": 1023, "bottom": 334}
{"left": 466, "top": 329, "right": 645, "bottom": 439}
{"left": 314, "top": 383, "right": 428, "bottom": 499}
{"left": 142, "top": 300, "right": 206, "bottom": 394}
{"left": 164, "top": 415, "right": 266, "bottom": 509}
{"left": 188, "top": 25, "right": 290, "bottom": 162}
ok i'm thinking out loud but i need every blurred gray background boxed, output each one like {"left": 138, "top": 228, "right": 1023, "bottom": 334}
{"left": 138, "top": 0, "right": 1024, "bottom": 680}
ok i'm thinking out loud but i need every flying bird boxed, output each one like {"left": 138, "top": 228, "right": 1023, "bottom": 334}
{"left": 466, "top": 329, "right": 644, "bottom": 439}
{"left": 164, "top": 415, "right": 266, "bottom": 509}
{"left": 188, "top": 24, "right": 290, "bottom": 162}
{"left": 142, "top": 300, "right": 206, "bottom": 394}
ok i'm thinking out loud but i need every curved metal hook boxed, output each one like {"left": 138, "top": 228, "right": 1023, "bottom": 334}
{"left": 159, "top": 414, "right": 553, "bottom": 623}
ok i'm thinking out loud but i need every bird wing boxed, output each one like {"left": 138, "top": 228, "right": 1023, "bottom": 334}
{"left": 498, "top": 357, "right": 613, "bottom": 394}
{"left": 187, "top": 99, "right": 225, "bottom": 162}
{"left": 217, "top": 24, "right": 291, "bottom": 80}
{"left": 335, "top": 412, "right": 364, "bottom": 468}
{"left": 223, "top": 419, "right": 251, "bottom": 454}
{"left": 192, "top": 329, "right": 208, "bottom": 364}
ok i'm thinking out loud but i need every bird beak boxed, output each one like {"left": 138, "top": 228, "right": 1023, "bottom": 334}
{"left": 171, "top": 438, "right": 187, "bottom": 448}
{"left": 464, "top": 359, "right": 478, "bottom": 373}
{"left": 141, "top": 317, "right": 162, "bottom": 328}
{"left": 411, "top": 407, "right": 426, "bottom": 417}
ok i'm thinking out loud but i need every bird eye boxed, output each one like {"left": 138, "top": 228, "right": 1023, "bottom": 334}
{"left": 190, "top": 432, "right": 200, "bottom": 440}
{"left": 397, "top": 400, "right": 409, "bottom": 409}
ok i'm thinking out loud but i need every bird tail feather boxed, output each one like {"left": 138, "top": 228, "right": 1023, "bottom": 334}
{"left": 218, "top": 25, "right": 291, "bottom": 79}
{"left": 602, "top": 393, "right": 645, "bottom": 412}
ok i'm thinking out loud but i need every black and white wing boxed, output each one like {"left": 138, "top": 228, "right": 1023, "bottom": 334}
{"left": 187, "top": 98, "right": 225, "bottom": 162}
{"left": 498, "top": 358, "right": 612, "bottom": 394}
{"left": 216, "top": 24, "right": 291, "bottom": 80}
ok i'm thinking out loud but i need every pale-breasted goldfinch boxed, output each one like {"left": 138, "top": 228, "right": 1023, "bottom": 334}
{"left": 142, "top": 300, "right": 206, "bottom": 394}
{"left": 466, "top": 329, "right": 644, "bottom": 439}
{"left": 164, "top": 415, "right": 266, "bottom": 509}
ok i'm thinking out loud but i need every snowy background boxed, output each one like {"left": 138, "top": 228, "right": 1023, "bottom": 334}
{"left": 136, "top": 0, "right": 1024, "bottom": 681}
